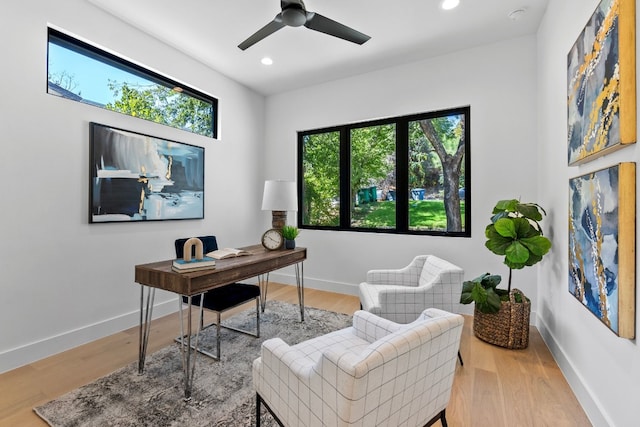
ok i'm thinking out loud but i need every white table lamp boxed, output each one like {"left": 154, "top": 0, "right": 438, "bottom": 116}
{"left": 262, "top": 180, "right": 297, "bottom": 229}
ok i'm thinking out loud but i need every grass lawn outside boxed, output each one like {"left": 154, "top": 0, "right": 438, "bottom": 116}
{"left": 351, "top": 200, "right": 465, "bottom": 231}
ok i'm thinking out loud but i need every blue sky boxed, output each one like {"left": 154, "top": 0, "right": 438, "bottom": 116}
{"left": 48, "top": 43, "right": 154, "bottom": 105}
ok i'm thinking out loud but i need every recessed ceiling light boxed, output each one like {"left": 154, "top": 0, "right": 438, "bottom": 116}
{"left": 441, "top": 0, "right": 460, "bottom": 10}
{"left": 508, "top": 8, "right": 527, "bottom": 21}
{"left": 261, "top": 57, "right": 273, "bottom": 65}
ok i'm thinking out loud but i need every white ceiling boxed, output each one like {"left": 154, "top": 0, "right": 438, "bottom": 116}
{"left": 87, "top": 0, "right": 549, "bottom": 96}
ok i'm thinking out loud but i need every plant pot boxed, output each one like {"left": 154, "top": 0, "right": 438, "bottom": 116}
{"left": 473, "top": 288, "right": 531, "bottom": 349}
{"left": 284, "top": 239, "right": 296, "bottom": 249}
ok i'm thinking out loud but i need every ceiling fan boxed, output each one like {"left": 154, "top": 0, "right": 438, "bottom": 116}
{"left": 238, "top": 0, "right": 371, "bottom": 50}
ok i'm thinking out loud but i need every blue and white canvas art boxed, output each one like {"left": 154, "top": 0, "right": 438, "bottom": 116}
{"left": 568, "top": 163, "right": 635, "bottom": 338}
{"left": 90, "top": 123, "right": 204, "bottom": 223}
{"left": 567, "top": 0, "right": 636, "bottom": 165}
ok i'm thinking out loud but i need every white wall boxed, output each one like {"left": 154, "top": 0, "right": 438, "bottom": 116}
{"left": 4, "top": 2, "right": 634, "bottom": 423}
{"left": 0, "top": 0, "right": 266, "bottom": 372}
{"left": 537, "top": 1, "right": 640, "bottom": 426}
{"left": 264, "top": 36, "right": 540, "bottom": 309}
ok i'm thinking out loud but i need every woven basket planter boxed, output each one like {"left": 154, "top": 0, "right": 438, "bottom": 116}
{"left": 473, "top": 288, "right": 531, "bottom": 349}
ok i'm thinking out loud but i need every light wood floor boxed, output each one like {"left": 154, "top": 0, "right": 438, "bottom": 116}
{"left": 0, "top": 283, "right": 591, "bottom": 426}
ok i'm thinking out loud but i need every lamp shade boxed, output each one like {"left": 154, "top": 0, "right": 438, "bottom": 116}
{"left": 261, "top": 180, "right": 297, "bottom": 211}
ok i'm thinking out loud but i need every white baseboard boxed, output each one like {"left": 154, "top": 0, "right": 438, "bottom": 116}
{"left": 0, "top": 277, "right": 365, "bottom": 374}
{"left": 0, "top": 298, "right": 177, "bottom": 374}
{"left": 536, "top": 316, "right": 608, "bottom": 427}
{"left": 267, "top": 272, "right": 360, "bottom": 296}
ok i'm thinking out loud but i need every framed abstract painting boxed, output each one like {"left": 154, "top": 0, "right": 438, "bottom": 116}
{"left": 567, "top": 0, "right": 636, "bottom": 165}
{"left": 568, "top": 163, "right": 635, "bottom": 338}
{"left": 90, "top": 123, "right": 205, "bottom": 223}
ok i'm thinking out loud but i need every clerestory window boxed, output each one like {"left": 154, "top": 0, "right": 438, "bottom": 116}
{"left": 47, "top": 28, "right": 218, "bottom": 139}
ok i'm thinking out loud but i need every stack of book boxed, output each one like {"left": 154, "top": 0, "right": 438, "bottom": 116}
{"left": 172, "top": 256, "right": 216, "bottom": 272}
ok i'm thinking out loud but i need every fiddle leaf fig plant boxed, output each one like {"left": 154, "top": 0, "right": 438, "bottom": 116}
{"left": 461, "top": 199, "right": 551, "bottom": 313}
{"left": 485, "top": 199, "right": 552, "bottom": 291}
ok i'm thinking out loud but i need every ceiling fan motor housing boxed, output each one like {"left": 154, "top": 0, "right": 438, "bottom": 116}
{"left": 282, "top": 6, "right": 307, "bottom": 26}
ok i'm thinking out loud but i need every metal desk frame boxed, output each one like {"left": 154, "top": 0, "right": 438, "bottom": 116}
{"left": 134, "top": 245, "right": 306, "bottom": 398}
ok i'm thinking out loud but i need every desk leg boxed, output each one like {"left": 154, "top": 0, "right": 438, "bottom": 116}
{"left": 178, "top": 295, "right": 205, "bottom": 399}
{"left": 258, "top": 273, "right": 270, "bottom": 313}
{"left": 138, "top": 286, "right": 155, "bottom": 374}
{"left": 295, "top": 262, "right": 305, "bottom": 322}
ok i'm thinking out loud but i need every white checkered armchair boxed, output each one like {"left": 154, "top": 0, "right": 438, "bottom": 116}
{"left": 252, "top": 308, "right": 464, "bottom": 427}
{"left": 358, "top": 255, "right": 464, "bottom": 323}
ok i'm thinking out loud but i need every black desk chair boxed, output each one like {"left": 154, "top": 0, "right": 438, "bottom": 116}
{"left": 175, "top": 236, "right": 260, "bottom": 360}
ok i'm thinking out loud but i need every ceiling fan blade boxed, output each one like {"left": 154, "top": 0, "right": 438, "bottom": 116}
{"left": 238, "top": 16, "right": 286, "bottom": 50}
{"left": 304, "top": 12, "right": 370, "bottom": 45}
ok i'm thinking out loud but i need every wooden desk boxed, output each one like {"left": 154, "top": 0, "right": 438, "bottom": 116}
{"left": 134, "top": 245, "right": 306, "bottom": 398}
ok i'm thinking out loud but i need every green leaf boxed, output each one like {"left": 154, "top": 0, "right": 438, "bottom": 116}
{"left": 494, "top": 218, "right": 517, "bottom": 238}
{"left": 485, "top": 227, "right": 512, "bottom": 255}
{"left": 476, "top": 287, "right": 502, "bottom": 313}
{"left": 505, "top": 241, "right": 530, "bottom": 264}
{"left": 490, "top": 211, "right": 508, "bottom": 223}
{"left": 481, "top": 274, "right": 502, "bottom": 289}
{"left": 521, "top": 235, "right": 552, "bottom": 256}
{"left": 460, "top": 273, "right": 503, "bottom": 308}
{"left": 516, "top": 203, "right": 544, "bottom": 221}
{"left": 515, "top": 204, "right": 539, "bottom": 220}
{"left": 524, "top": 252, "right": 543, "bottom": 267}
{"left": 470, "top": 283, "right": 488, "bottom": 303}
{"left": 460, "top": 281, "right": 477, "bottom": 304}
{"left": 511, "top": 217, "right": 536, "bottom": 238}
{"left": 505, "top": 259, "right": 526, "bottom": 270}
{"left": 493, "top": 199, "right": 519, "bottom": 213}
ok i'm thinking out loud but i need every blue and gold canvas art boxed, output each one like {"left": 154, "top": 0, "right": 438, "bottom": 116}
{"left": 567, "top": 0, "right": 636, "bottom": 165}
{"left": 568, "top": 163, "right": 635, "bottom": 338}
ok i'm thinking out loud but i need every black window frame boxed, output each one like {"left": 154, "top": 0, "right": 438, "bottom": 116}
{"left": 297, "top": 106, "right": 471, "bottom": 237}
{"left": 47, "top": 28, "right": 218, "bottom": 139}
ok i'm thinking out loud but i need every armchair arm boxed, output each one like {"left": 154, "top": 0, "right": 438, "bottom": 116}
{"left": 258, "top": 337, "right": 315, "bottom": 379}
{"left": 253, "top": 338, "right": 318, "bottom": 425}
{"left": 418, "top": 307, "right": 460, "bottom": 321}
{"left": 352, "top": 310, "right": 402, "bottom": 342}
{"left": 365, "top": 255, "right": 428, "bottom": 286}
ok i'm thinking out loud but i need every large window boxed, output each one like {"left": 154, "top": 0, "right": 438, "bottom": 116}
{"left": 298, "top": 106, "right": 470, "bottom": 236}
{"left": 47, "top": 28, "right": 218, "bottom": 138}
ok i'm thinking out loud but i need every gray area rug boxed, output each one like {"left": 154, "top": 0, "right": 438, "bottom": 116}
{"left": 34, "top": 301, "right": 352, "bottom": 426}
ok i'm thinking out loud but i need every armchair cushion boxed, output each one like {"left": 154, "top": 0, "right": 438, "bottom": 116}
{"left": 253, "top": 308, "right": 464, "bottom": 427}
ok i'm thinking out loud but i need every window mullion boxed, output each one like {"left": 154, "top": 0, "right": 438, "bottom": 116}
{"left": 395, "top": 120, "right": 409, "bottom": 232}
{"left": 340, "top": 127, "right": 351, "bottom": 229}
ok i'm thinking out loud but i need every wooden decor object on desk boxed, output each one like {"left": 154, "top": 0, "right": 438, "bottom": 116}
{"left": 172, "top": 237, "right": 216, "bottom": 272}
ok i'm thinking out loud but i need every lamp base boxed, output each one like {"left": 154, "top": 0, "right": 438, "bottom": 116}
{"left": 271, "top": 211, "right": 287, "bottom": 229}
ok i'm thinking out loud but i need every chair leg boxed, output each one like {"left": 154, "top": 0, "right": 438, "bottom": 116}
{"left": 457, "top": 351, "right": 463, "bottom": 366}
{"left": 256, "top": 296, "right": 260, "bottom": 338}
{"left": 175, "top": 295, "right": 259, "bottom": 361}
{"left": 215, "top": 311, "right": 221, "bottom": 360}
{"left": 200, "top": 305, "right": 205, "bottom": 330}
{"left": 256, "top": 392, "right": 261, "bottom": 427}
{"left": 423, "top": 409, "right": 447, "bottom": 427}
{"left": 256, "top": 392, "right": 285, "bottom": 427}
